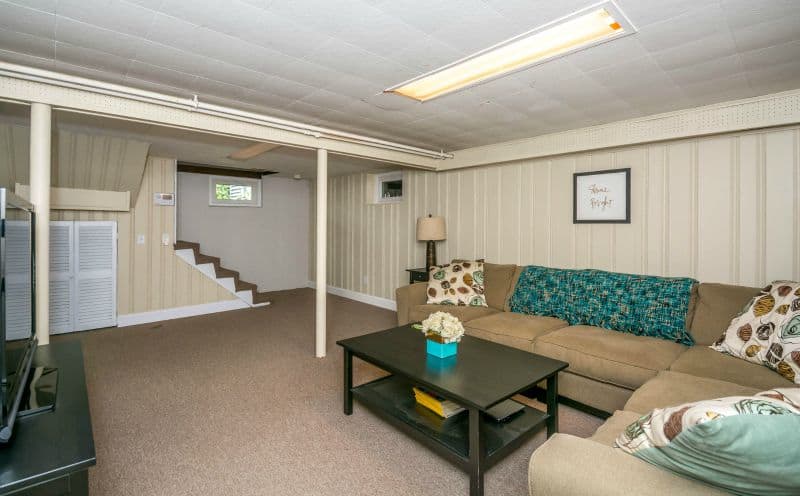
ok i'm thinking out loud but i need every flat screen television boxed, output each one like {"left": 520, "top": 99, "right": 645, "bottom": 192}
{"left": 0, "top": 188, "right": 37, "bottom": 443}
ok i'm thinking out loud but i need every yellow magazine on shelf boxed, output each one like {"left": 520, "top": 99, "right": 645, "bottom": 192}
{"left": 412, "top": 386, "right": 465, "bottom": 418}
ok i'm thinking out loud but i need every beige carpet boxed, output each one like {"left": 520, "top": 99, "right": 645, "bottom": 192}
{"left": 56, "top": 289, "right": 603, "bottom": 496}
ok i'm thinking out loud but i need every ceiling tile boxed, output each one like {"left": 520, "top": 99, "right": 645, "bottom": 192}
{"left": 739, "top": 40, "right": 800, "bottom": 72}
{"left": 0, "top": 47, "right": 55, "bottom": 67}
{"left": 615, "top": 0, "right": 708, "bottom": 28}
{"left": 667, "top": 53, "right": 745, "bottom": 86}
{"left": 126, "top": 60, "right": 196, "bottom": 89}
{"left": 0, "top": 27, "right": 53, "bottom": 59}
{"left": 636, "top": 3, "right": 729, "bottom": 52}
{"left": 189, "top": 77, "right": 248, "bottom": 101}
{"left": 277, "top": 58, "right": 348, "bottom": 91}
{"left": 55, "top": 17, "right": 139, "bottom": 59}
{"left": 56, "top": 0, "right": 155, "bottom": 37}
{"left": 388, "top": 35, "right": 467, "bottom": 73}
{"left": 267, "top": 0, "right": 382, "bottom": 38}
{"left": 745, "top": 60, "right": 800, "bottom": 95}
{"left": 56, "top": 42, "right": 130, "bottom": 74}
{"left": 564, "top": 35, "right": 649, "bottom": 73}
{"left": 680, "top": 73, "right": 755, "bottom": 106}
{"left": 302, "top": 38, "right": 416, "bottom": 86}
{"left": 154, "top": 0, "right": 266, "bottom": 36}
{"left": 730, "top": 15, "right": 800, "bottom": 52}
{"left": 0, "top": 1, "right": 55, "bottom": 38}
{"left": 722, "top": 0, "right": 800, "bottom": 29}
{"left": 650, "top": 32, "right": 738, "bottom": 71}
{"left": 430, "top": 8, "right": 521, "bottom": 54}
{"left": 373, "top": 0, "right": 492, "bottom": 35}
{"left": 513, "top": 57, "right": 583, "bottom": 87}
{"left": 4, "top": 0, "right": 57, "bottom": 13}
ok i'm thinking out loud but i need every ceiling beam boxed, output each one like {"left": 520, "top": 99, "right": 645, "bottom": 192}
{"left": 441, "top": 88, "right": 800, "bottom": 170}
{"left": 177, "top": 162, "right": 277, "bottom": 179}
{"left": 0, "top": 62, "right": 446, "bottom": 170}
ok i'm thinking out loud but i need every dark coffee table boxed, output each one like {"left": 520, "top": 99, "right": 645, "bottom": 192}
{"left": 337, "top": 325, "right": 568, "bottom": 496}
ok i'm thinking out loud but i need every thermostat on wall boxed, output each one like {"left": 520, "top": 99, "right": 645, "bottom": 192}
{"left": 153, "top": 193, "right": 175, "bottom": 205}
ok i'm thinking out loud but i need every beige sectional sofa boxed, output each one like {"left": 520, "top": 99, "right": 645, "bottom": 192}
{"left": 395, "top": 263, "right": 795, "bottom": 495}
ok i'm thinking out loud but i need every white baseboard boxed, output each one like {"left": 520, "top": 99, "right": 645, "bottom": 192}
{"left": 117, "top": 299, "right": 249, "bottom": 327}
{"left": 306, "top": 281, "right": 397, "bottom": 311}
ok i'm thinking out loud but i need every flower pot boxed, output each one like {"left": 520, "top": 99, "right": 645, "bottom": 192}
{"left": 426, "top": 338, "right": 458, "bottom": 358}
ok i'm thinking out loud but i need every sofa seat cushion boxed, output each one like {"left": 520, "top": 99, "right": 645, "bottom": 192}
{"left": 534, "top": 326, "right": 688, "bottom": 390}
{"left": 464, "top": 312, "right": 567, "bottom": 352}
{"left": 625, "top": 371, "right": 759, "bottom": 414}
{"left": 407, "top": 304, "right": 498, "bottom": 324}
{"left": 669, "top": 346, "right": 794, "bottom": 390}
{"left": 590, "top": 410, "right": 643, "bottom": 446}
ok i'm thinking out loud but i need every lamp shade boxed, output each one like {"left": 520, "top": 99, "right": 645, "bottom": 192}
{"left": 417, "top": 216, "right": 446, "bottom": 241}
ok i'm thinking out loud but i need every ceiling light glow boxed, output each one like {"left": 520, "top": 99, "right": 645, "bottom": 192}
{"left": 386, "top": 4, "right": 633, "bottom": 102}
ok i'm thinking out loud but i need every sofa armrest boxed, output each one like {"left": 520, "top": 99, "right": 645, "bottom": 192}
{"left": 395, "top": 283, "right": 428, "bottom": 326}
{"left": 529, "top": 434, "right": 727, "bottom": 496}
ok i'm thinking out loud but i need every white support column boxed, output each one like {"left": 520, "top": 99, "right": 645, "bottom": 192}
{"left": 315, "top": 148, "right": 328, "bottom": 358}
{"left": 29, "top": 102, "right": 51, "bottom": 345}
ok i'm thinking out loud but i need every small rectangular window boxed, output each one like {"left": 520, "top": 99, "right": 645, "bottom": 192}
{"left": 209, "top": 176, "right": 261, "bottom": 207}
{"left": 375, "top": 171, "right": 403, "bottom": 203}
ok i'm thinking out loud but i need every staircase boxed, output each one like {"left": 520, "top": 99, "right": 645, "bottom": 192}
{"left": 174, "top": 241, "right": 271, "bottom": 307}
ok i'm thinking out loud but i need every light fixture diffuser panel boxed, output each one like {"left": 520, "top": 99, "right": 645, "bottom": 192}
{"left": 386, "top": 1, "right": 636, "bottom": 102}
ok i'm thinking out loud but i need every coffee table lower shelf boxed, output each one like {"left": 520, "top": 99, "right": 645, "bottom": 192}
{"left": 351, "top": 375, "right": 549, "bottom": 470}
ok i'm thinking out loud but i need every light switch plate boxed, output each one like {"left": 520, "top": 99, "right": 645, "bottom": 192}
{"left": 136, "top": 234, "right": 145, "bottom": 245}
{"left": 162, "top": 233, "right": 170, "bottom": 246}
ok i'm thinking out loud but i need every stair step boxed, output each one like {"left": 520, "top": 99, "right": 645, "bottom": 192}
{"left": 195, "top": 254, "right": 221, "bottom": 267}
{"left": 175, "top": 240, "right": 199, "bottom": 251}
{"left": 215, "top": 267, "right": 239, "bottom": 280}
{"left": 236, "top": 280, "right": 257, "bottom": 292}
{"left": 175, "top": 240, "right": 269, "bottom": 309}
{"left": 252, "top": 292, "right": 272, "bottom": 305}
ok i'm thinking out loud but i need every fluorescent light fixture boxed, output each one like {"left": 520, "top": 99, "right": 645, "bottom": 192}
{"left": 385, "top": 1, "right": 635, "bottom": 102}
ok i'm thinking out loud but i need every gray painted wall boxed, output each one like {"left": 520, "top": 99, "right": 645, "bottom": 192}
{"left": 177, "top": 172, "right": 310, "bottom": 292}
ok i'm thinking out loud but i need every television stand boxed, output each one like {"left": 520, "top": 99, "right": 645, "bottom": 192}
{"left": 18, "top": 366, "right": 58, "bottom": 418}
{"left": 0, "top": 341, "right": 95, "bottom": 496}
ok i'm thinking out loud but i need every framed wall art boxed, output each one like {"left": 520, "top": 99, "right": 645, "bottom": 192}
{"left": 573, "top": 168, "right": 630, "bottom": 223}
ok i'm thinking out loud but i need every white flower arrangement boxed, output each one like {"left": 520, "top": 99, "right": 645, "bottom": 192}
{"left": 417, "top": 311, "right": 465, "bottom": 344}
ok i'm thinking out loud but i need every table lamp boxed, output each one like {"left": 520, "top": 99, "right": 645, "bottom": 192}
{"left": 416, "top": 214, "right": 446, "bottom": 271}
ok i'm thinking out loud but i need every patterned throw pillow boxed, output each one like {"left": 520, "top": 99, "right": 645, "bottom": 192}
{"left": 711, "top": 281, "right": 800, "bottom": 384}
{"left": 616, "top": 389, "right": 800, "bottom": 496}
{"left": 426, "top": 261, "right": 486, "bottom": 307}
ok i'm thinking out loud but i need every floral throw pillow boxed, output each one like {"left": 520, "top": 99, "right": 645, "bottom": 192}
{"left": 711, "top": 281, "right": 800, "bottom": 384}
{"left": 426, "top": 261, "right": 486, "bottom": 307}
{"left": 616, "top": 389, "right": 800, "bottom": 496}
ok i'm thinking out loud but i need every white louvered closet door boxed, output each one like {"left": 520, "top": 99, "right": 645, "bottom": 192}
{"left": 74, "top": 221, "right": 117, "bottom": 331}
{"left": 4, "top": 220, "right": 32, "bottom": 340}
{"left": 49, "top": 222, "right": 74, "bottom": 335}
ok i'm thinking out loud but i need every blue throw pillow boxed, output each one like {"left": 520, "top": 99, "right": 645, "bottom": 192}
{"left": 616, "top": 389, "right": 800, "bottom": 496}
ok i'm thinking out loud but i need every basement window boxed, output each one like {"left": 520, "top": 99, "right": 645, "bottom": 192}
{"left": 209, "top": 176, "right": 261, "bottom": 207}
{"left": 374, "top": 171, "right": 404, "bottom": 203}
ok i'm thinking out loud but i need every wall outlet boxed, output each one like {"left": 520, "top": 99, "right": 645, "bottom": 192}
{"left": 161, "top": 233, "right": 170, "bottom": 246}
{"left": 362, "top": 275, "right": 368, "bottom": 285}
{"left": 136, "top": 234, "right": 145, "bottom": 245}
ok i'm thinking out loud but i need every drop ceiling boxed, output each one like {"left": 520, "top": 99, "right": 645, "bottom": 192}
{"left": 0, "top": 0, "right": 798, "bottom": 151}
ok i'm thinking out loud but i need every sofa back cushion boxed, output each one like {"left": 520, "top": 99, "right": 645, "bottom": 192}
{"left": 689, "top": 282, "right": 761, "bottom": 345}
{"left": 483, "top": 263, "right": 518, "bottom": 310}
{"left": 509, "top": 266, "right": 697, "bottom": 345}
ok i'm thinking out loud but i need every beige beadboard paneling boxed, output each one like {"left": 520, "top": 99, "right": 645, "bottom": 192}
{"left": 325, "top": 125, "right": 800, "bottom": 301}
{"left": 53, "top": 157, "right": 232, "bottom": 316}
{"left": 0, "top": 123, "right": 149, "bottom": 206}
